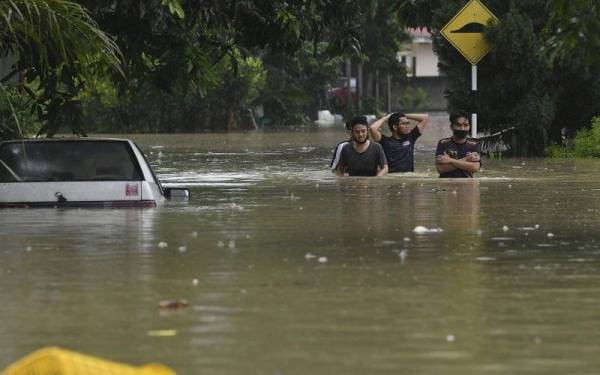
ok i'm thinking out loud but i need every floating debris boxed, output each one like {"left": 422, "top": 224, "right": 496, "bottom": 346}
{"left": 228, "top": 240, "right": 236, "bottom": 249}
{"left": 158, "top": 299, "right": 189, "bottom": 309}
{"left": 192, "top": 278, "right": 199, "bottom": 285}
{"left": 477, "top": 257, "right": 496, "bottom": 261}
{"left": 304, "top": 252, "right": 317, "bottom": 260}
{"left": 446, "top": 334, "right": 455, "bottom": 342}
{"left": 399, "top": 250, "right": 408, "bottom": 263}
{"left": 191, "top": 231, "right": 198, "bottom": 238}
{"left": 547, "top": 233, "right": 555, "bottom": 238}
{"left": 502, "top": 225, "right": 509, "bottom": 232}
{"left": 413, "top": 226, "right": 443, "bottom": 234}
{"left": 178, "top": 246, "right": 187, "bottom": 252}
{"left": 147, "top": 330, "right": 177, "bottom": 337}
{"left": 158, "top": 242, "right": 168, "bottom": 248}
{"left": 217, "top": 241, "right": 224, "bottom": 247}
{"left": 318, "top": 257, "right": 328, "bottom": 263}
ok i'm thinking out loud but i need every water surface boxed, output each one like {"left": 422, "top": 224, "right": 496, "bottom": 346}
{"left": 1, "top": 128, "right": 600, "bottom": 374}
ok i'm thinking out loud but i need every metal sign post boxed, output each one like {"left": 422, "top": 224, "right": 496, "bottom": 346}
{"left": 471, "top": 64, "right": 477, "bottom": 137}
{"left": 441, "top": 0, "right": 497, "bottom": 138}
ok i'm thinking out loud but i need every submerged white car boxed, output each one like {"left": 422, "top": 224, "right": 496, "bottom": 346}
{"left": 0, "top": 138, "right": 189, "bottom": 208}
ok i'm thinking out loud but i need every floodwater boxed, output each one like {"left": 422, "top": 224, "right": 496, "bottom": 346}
{"left": 2, "top": 125, "right": 600, "bottom": 374}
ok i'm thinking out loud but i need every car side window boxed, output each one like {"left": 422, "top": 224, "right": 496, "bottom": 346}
{"left": 0, "top": 141, "right": 143, "bottom": 182}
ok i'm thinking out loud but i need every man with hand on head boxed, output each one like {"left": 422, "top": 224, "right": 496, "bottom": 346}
{"left": 336, "top": 116, "right": 388, "bottom": 177}
{"left": 435, "top": 110, "right": 481, "bottom": 178}
{"left": 369, "top": 111, "right": 429, "bottom": 173}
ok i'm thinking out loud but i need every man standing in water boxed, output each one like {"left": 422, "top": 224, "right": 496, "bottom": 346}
{"left": 435, "top": 110, "right": 481, "bottom": 178}
{"left": 369, "top": 112, "right": 429, "bottom": 172}
{"left": 336, "top": 116, "right": 388, "bottom": 177}
{"left": 329, "top": 119, "right": 352, "bottom": 171}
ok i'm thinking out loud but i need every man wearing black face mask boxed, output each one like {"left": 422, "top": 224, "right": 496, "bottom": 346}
{"left": 435, "top": 110, "right": 481, "bottom": 178}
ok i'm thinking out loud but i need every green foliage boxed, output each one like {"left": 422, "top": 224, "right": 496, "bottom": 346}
{"left": 0, "top": 84, "right": 42, "bottom": 139}
{"left": 425, "top": 0, "right": 600, "bottom": 156}
{"left": 80, "top": 48, "right": 267, "bottom": 132}
{"left": 260, "top": 42, "right": 342, "bottom": 126}
{"left": 544, "top": 0, "right": 600, "bottom": 66}
{"left": 207, "top": 50, "right": 267, "bottom": 130}
{"left": 545, "top": 116, "right": 600, "bottom": 158}
{"left": 76, "top": 0, "right": 413, "bottom": 131}
{"left": 572, "top": 116, "right": 600, "bottom": 157}
{"left": 544, "top": 144, "right": 573, "bottom": 158}
{"left": 398, "top": 87, "right": 428, "bottom": 112}
{"left": 0, "top": 0, "right": 123, "bottom": 139}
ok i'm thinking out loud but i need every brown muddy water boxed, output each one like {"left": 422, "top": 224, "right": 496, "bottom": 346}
{"left": 2, "top": 127, "right": 600, "bottom": 375}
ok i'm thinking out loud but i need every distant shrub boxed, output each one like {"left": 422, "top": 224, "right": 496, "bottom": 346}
{"left": 545, "top": 116, "right": 600, "bottom": 158}
{"left": 573, "top": 116, "right": 600, "bottom": 157}
{"left": 544, "top": 144, "right": 573, "bottom": 158}
{"left": 398, "top": 87, "right": 428, "bottom": 112}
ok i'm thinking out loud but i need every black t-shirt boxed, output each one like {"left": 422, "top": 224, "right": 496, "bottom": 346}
{"left": 338, "top": 141, "right": 387, "bottom": 176}
{"left": 379, "top": 127, "right": 421, "bottom": 172}
{"left": 435, "top": 137, "right": 481, "bottom": 178}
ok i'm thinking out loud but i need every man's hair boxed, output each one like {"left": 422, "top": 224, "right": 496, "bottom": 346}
{"left": 347, "top": 115, "right": 368, "bottom": 130}
{"left": 449, "top": 110, "right": 469, "bottom": 126}
{"left": 388, "top": 112, "right": 406, "bottom": 131}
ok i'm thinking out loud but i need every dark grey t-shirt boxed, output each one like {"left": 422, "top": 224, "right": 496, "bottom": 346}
{"left": 379, "top": 127, "right": 421, "bottom": 172}
{"left": 338, "top": 141, "right": 387, "bottom": 176}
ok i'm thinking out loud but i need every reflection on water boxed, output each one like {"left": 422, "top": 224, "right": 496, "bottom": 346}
{"left": 2, "top": 130, "right": 600, "bottom": 374}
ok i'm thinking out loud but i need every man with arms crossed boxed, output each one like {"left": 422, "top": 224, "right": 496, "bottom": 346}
{"left": 435, "top": 110, "right": 481, "bottom": 178}
{"left": 369, "top": 112, "right": 429, "bottom": 172}
{"left": 336, "top": 116, "right": 388, "bottom": 177}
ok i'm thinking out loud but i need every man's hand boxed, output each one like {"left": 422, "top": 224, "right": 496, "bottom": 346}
{"left": 436, "top": 152, "right": 453, "bottom": 164}
{"left": 465, "top": 152, "right": 480, "bottom": 162}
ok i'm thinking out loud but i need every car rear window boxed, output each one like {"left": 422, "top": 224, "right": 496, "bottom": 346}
{"left": 0, "top": 141, "right": 143, "bottom": 182}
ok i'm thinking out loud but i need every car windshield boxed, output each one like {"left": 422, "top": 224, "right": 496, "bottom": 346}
{"left": 0, "top": 141, "right": 143, "bottom": 182}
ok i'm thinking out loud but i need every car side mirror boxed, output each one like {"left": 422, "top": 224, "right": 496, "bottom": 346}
{"left": 164, "top": 187, "right": 190, "bottom": 201}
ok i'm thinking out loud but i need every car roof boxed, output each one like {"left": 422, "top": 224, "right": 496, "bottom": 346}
{"left": 0, "top": 137, "right": 132, "bottom": 144}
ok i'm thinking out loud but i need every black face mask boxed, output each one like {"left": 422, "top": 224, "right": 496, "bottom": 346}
{"left": 453, "top": 129, "right": 469, "bottom": 138}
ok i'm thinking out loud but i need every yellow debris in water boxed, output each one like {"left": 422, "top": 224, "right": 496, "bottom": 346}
{"left": 147, "top": 330, "right": 178, "bottom": 337}
{"left": 1, "top": 347, "right": 175, "bottom": 375}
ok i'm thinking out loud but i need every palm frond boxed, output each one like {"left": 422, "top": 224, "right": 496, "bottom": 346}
{"left": 0, "top": 0, "right": 123, "bottom": 77}
{"left": 478, "top": 126, "right": 515, "bottom": 154}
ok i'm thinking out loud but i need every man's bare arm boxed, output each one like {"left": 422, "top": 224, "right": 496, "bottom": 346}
{"left": 368, "top": 113, "right": 391, "bottom": 142}
{"left": 407, "top": 113, "right": 429, "bottom": 133}
{"left": 436, "top": 153, "right": 480, "bottom": 174}
{"left": 376, "top": 164, "right": 388, "bottom": 177}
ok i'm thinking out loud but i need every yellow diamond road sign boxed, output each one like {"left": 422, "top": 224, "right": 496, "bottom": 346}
{"left": 441, "top": 0, "right": 498, "bottom": 65}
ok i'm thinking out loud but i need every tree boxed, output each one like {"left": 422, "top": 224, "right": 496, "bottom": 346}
{"left": 77, "top": 0, "right": 412, "bottom": 131}
{"left": 544, "top": 0, "right": 600, "bottom": 66}
{"left": 404, "top": 0, "right": 600, "bottom": 156}
{"left": 0, "top": 0, "right": 122, "bottom": 138}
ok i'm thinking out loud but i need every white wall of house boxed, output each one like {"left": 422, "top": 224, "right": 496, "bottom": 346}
{"left": 400, "top": 28, "right": 440, "bottom": 78}
{"left": 412, "top": 43, "right": 439, "bottom": 77}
